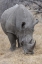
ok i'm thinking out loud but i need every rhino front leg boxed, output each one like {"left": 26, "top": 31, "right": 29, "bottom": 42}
{"left": 7, "top": 33, "right": 16, "bottom": 51}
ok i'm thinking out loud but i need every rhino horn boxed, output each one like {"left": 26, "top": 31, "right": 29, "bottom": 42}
{"left": 31, "top": 40, "right": 36, "bottom": 49}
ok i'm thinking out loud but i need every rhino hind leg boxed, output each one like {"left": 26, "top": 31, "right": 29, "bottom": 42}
{"left": 7, "top": 33, "right": 16, "bottom": 51}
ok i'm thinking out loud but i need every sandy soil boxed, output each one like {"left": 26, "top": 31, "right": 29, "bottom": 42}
{"left": 0, "top": 12, "right": 42, "bottom": 64}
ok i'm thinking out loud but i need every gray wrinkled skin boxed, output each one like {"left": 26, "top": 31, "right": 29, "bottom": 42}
{"left": 1, "top": 4, "right": 39, "bottom": 54}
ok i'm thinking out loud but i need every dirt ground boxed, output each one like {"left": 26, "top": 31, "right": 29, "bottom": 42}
{"left": 0, "top": 10, "right": 42, "bottom": 64}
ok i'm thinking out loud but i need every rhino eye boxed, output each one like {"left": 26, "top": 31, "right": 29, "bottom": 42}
{"left": 21, "top": 22, "right": 26, "bottom": 28}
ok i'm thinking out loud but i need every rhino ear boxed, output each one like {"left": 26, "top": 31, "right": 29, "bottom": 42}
{"left": 21, "top": 22, "right": 26, "bottom": 28}
{"left": 33, "top": 19, "right": 39, "bottom": 26}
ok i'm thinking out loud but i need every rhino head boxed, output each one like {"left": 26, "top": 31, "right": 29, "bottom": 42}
{"left": 19, "top": 19, "right": 39, "bottom": 54}
{"left": 21, "top": 38, "right": 36, "bottom": 54}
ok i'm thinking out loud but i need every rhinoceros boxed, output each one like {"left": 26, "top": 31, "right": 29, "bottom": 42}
{"left": 1, "top": 4, "right": 39, "bottom": 54}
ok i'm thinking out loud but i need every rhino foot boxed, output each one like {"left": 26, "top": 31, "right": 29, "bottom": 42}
{"left": 10, "top": 46, "right": 16, "bottom": 51}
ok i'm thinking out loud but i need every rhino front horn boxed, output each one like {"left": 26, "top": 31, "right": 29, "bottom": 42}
{"left": 32, "top": 40, "right": 36, "bottom": 49}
